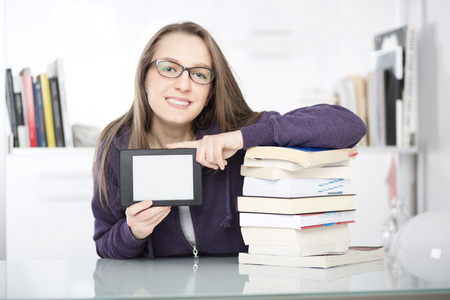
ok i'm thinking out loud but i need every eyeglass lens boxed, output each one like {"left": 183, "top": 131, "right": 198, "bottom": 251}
{"left": 156, "top": 60, "right": 214, "bottom": 84}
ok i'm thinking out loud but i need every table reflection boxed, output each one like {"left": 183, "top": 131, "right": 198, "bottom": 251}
{"left": 92, "top": 256, "right": 387, "bottom": 297}
{"left": 93, "top": 256, "right": 247, "bottom": 297}
{"left": 3, "top": 254, "right": 450, "bottom": 299}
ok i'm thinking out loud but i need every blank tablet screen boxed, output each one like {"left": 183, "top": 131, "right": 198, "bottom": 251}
{"left": 132, "top": 154, "right": 193, "bottom": 201}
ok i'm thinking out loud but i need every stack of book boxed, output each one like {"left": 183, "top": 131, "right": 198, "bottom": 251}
{"left": 4, "top": 58, "right": 73, "bottom": 148}
{"left": 237, "top": 146, "right": 384, "bottom": 268}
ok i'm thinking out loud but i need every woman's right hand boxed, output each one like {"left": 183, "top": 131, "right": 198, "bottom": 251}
{"left": 125, "top": 200, "right": 171, "bottom": 240}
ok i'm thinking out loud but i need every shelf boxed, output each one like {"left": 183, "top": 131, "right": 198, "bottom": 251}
{"left": 8, "top": 147, "right": 95, "bottom": 157}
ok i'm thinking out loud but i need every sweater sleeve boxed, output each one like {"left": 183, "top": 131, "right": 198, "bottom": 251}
{"left": 239, "top": 104, "right": 367, "bottom": 150}
{"left": 91, "top": 136, "right": 152, "bottom": 259}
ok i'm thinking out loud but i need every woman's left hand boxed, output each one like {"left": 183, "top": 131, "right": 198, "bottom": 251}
{"left": 166, "top": 130, "right": 244, "bottom": 170}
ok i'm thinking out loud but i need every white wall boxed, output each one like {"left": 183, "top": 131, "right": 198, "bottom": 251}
{"left": 5, "top": 0, "right": 398, "bottom": 128}
{"left": 406, "top": 0, "right": 450, "bottom": 213}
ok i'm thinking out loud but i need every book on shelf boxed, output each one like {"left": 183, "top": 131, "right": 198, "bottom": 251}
{"left": 248, "top": 241, "right": 349, "bottom": 257}
{"left": 238, "top": 246, "right": 385, "bottom": 269}
{"left": 370, "top": 47, "right": 403, "bottom": 146}
{"left": 12, "top": 75, "right": 29, "bottom": 147}
{"left": 33, "top": 78, "right": 47, "bottom": 147}
{"left": 240, "top": 165, "right": 352, "bottom": 180}
{"left": 348, "top": 76, "right": 368, "bottom": 147}
{"left": 336, "top": 77, "right": 367, "bottom": 145}
{"left": 240, "top": 223, "right": 351, "bottom": 247}
{"left": 19, "top": 69, "right": 38, "bottom": 147}
{"left": 244, "top": 146, "right": 358, "bottom": 169}
{"left": 237, "top": 194, "right": 355, "bottom": 215}
{"left": 367, "top": 70, "right": 385, "bottom": 147}
{"left": 49, "top": 76, "right": 65, "bottom": 147}
{"left": 5, "top": 69, "right": 19, "bottom": 147}
{"left": 375, "top": 25, "right": 416, "bottom": 147}
{"left": 242, "top": 176, "right": 352, "bottom": 198}
{"left": 37, "top": 73, "right": 56, "bottom": 147}
{"left": 4, "top": 59, "right": 71, "bottom": 148}
{"left": 47, "top": 58, "right": 73, "bottom": 147}
{"left": 239, "top": 210, "right": 355, "bottom": 230}
{"left": 368, "top": 25, "right": 416, "bottom": 148}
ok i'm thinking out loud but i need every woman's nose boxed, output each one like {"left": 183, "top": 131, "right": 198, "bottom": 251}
{"left": 174, "top": 70, "right": 192, "bottom": 92}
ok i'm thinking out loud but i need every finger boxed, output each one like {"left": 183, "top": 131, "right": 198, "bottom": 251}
{"left": 126, "top": 200, "right": 153, "bottom": 216}
{"left": 213, "top": 142, "right": 226, "bottom": 170}
{"left": 151, "top": 206, "right": 172, "bottom": 226}
{"left": 195, "top": 139, "right": 218, "bottom": 170}
{"left": 138, "top": 206, "right": 171, "bottom": 222}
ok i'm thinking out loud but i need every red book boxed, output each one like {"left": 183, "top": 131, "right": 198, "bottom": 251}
{"left": 21, "top": 71, "right": 38, "bottom": 147}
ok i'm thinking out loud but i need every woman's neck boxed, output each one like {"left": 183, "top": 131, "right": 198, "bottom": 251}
{"left": 147, "top": 123, "right": 195, "bottom": 149}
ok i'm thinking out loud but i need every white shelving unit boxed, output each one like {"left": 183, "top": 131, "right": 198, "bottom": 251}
{"left": 5, "top": 148, "right": 98, "bottom": 259}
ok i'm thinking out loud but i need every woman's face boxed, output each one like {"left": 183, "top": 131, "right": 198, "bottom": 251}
{"left": 145, "top": 33, "right": 212, "bottom": 130}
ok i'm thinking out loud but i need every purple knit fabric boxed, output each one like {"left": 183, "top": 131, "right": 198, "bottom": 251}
{"left": 91, "top": 104, "right": 366, "bottom": 259}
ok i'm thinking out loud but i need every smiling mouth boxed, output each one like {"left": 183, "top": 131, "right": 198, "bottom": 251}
{"left": 166, "top": 98, "right": 191, "bottom": 107}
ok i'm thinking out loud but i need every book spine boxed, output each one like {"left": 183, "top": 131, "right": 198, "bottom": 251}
{"left": 33, "top": 80, "right": 47, "bottom": 147}
{"left": 56, "top": 59, "right": 73, "bottom": 147}
{"left": 402, "top": 25, "right": 415, "bottom": 147}
{"left": 22, "top": 74, "right": 38, "bottom": 147}
{"left": 13, "top": 75, "right": 29, "bottom": 147}
{"left": 5, "top": 69, "right": 19, "bottom": 147}
{"left": 38, "top": 74, "right": 56, "bottom": 147}
{"left": 49, "top": 77, "right": 65, "bottom": 147}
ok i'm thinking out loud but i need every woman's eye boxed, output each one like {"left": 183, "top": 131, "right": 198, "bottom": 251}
{"left": 193, "top": 72, "right": 207, "bottom": 79}
{"left": 161, "top": 66, "right": 176, "bottom": 72}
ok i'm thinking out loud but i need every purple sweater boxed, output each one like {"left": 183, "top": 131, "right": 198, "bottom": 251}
{"left": 92, "top": 104, "right": 366, "bottom": 259}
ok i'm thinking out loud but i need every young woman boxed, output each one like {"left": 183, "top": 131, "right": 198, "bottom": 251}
{"left": 92, "top": 21, "right": 366, "bottom": 259}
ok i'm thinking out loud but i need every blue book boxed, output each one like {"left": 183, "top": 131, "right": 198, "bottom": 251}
{"left": 33, "top": 79, "right": 47, "bottom": 147}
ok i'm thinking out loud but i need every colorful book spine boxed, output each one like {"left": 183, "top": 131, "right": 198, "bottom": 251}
{"left": 37, "top": 74, "right": 56, "bottom": 147}
{"left": 33, "top": 79, "right": 47, "bottom": 147}
{"left": 49, "top": 77, "right": 65, "bottom": 147}
{"left": 22, "top": 73, "right": 38, "bottom": 147}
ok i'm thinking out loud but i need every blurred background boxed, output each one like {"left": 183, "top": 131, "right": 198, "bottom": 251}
{"left": 1, "top": 0, "right": 449, "bottom": 259}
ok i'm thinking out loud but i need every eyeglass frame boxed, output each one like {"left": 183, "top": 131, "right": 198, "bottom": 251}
{"left": 149, "top": 59, "right": 217, "bottom": 85}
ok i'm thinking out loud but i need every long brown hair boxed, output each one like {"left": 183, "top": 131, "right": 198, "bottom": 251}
{"left": 94, "top": 21, "right": 263, "bottom": 208}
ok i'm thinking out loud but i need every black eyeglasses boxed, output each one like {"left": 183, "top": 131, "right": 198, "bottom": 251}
{"left": 150, "top": 59, "right": 216, "bottom": 85}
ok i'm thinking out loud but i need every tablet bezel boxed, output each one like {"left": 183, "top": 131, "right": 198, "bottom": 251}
{"left": 120, "top": 148, "right": 203, "bottom": 207}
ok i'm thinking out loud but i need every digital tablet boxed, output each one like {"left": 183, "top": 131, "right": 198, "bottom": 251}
{"left": 119, "top": 148, "right": 203, "bottom": 207}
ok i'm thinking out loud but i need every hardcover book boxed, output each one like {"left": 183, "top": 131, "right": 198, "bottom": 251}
{"left": 49, "top": 76, "right": 65, "bottom": 147}
{"left": 239, "top": 246, "right": 385, "bottom": 269}
{"left": 240, "top": 165, "right": 352, "bottom": 180}
{"left": 20, "top": 69, "right": 38, "bottom": 147}
{"left": 37, "top": 73, "right": 56, "bottom": 147}
{"left": 240, "top": 223, "right": 351, "bottom": 247}
{"left": 33, "top": 79, "right": 47, "bottom": 147}
{"left": 243, "top": 157, "right": 351, "bottom": 171}
{"left": 242, "top": 176, "right": 352, "bottom": 198}
{"left": 244, "top": 146, "right": 358, "bottom": 168}
{"left": 248, "top": 241, "right": 349, "bottom": 257}
{"left": 237, "top": 194, "right": 355, "bottom": 215}
{"left": 239, "top": 210, "right": 355, "bottom": 230}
